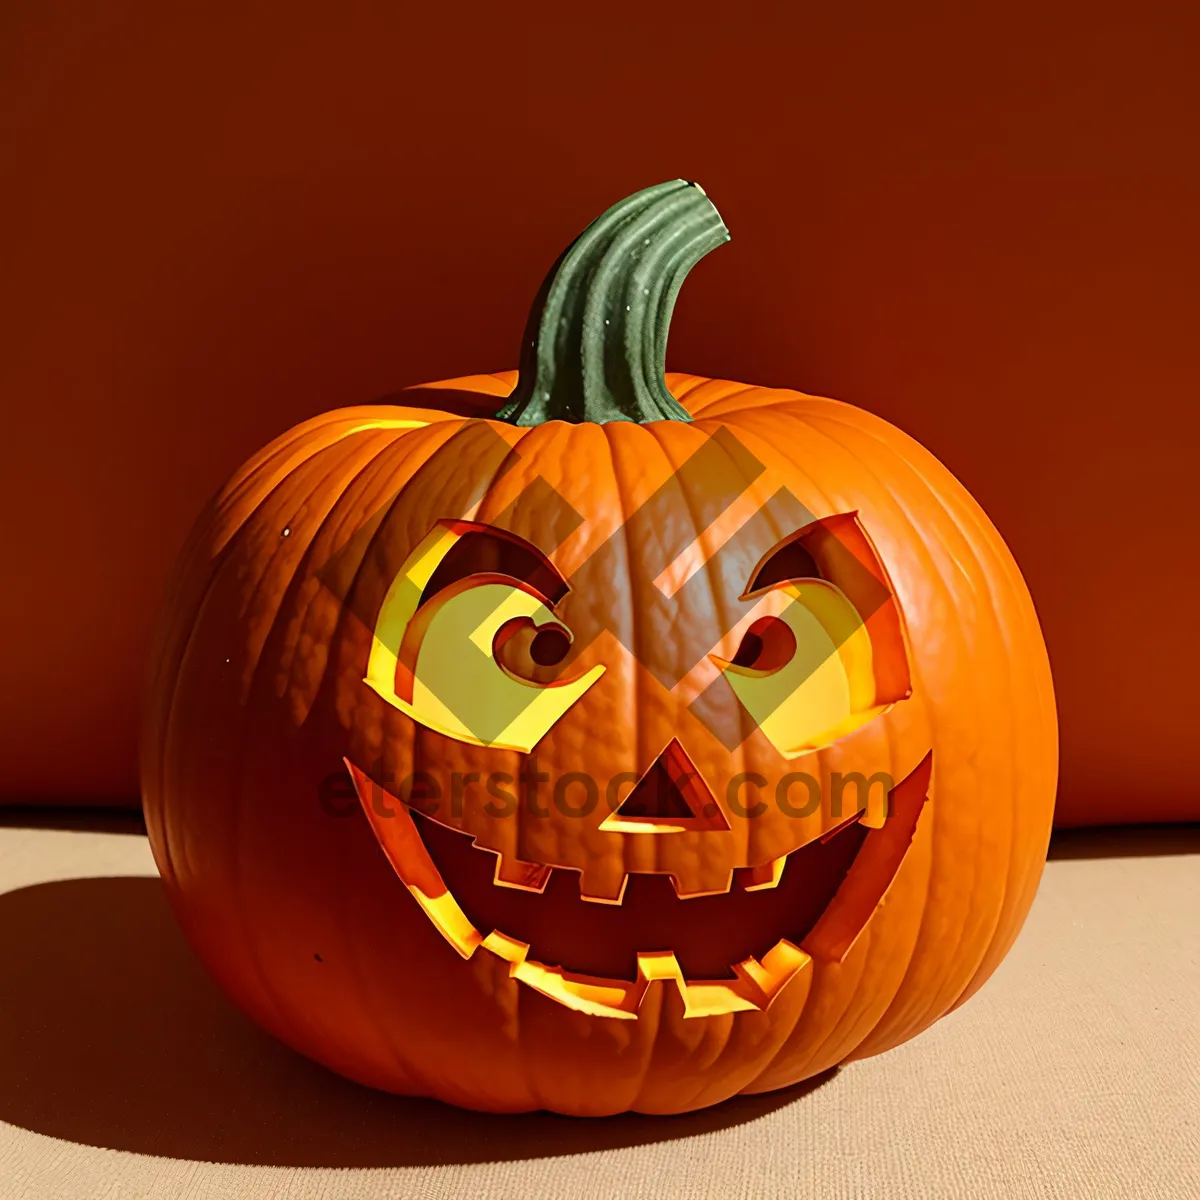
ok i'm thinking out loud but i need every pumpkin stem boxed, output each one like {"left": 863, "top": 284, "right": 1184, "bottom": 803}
{"left": 496, "top": 180, "right": 729, "bottom": 426}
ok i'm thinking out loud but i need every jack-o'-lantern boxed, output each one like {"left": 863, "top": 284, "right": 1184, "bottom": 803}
{"left": 142, "top": 180, "right": 1057, "bottom": 1115}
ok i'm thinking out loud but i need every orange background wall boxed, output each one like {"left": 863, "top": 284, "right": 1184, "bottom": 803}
{"left": 2, "top": 3, "right": 1197, "bottom": 826}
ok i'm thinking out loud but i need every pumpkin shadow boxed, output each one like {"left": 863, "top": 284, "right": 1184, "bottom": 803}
{"left": 0, "top": 805, "right": 146, "bottom": 836}
{"left": 0, "top": 876, "right": 833, "bottom": 1168}
{"left": 1047, "top": 823, "right": 1200, "bottom": 860}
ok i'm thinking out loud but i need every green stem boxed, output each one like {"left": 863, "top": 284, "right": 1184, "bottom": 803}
{"left": 496, "top": 179, "right": 729, "bottom": 426}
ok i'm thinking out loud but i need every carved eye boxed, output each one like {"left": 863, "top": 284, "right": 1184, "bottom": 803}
{"left": 746, "top": 541, "right": 821, "bottom": 594}
{"left": 713, "top": 512, "right": 915, "bottom": 759}
{"left": 718, "top": 584, "right": 878, "bottom": 758}
{"left": 364, "top": 523, "right": 604, "bottom": 752}
{"left": 494, "top": 618, "right": 574, "bottom": 685}
{"left": 730, "top": 616, "right": 797, "bottom": 674}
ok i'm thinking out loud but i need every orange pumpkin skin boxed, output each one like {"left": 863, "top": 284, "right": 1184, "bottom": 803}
{"left": 143, "top": 183, "right": 1056, "bottom": 1113}
{"left": 142, "top": 363, "right": 1057, "bottom": 1115}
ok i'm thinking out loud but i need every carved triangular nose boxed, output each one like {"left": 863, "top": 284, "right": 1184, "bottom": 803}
{"left": 600, "top": 739, "right": 730, "bottom": 833}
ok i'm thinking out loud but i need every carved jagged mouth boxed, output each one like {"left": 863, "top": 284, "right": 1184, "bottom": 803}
{"left": 347, "top": 753, "right": 932, "bottom": 1020}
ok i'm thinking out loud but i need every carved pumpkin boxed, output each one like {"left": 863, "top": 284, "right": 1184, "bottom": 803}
{"left": 142, "top": 181, "right": 1057, "bottom": 1115}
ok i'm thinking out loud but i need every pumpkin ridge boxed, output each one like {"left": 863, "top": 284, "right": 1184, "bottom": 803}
{"left": 223, "top": 436, "right": 432, "bottom": 1037}
{"left": 806, "top": 406, "right": 1039, "bottom": 980}
{"left": 681, "top": 379, "right": 773, "bottom": 418}
{"left": 792, "top": 412, "right": 998, "bottom": 1049}
{"left": 280, "top": 428, "right": 454, "bottom": 723}
{"left": 596, "top": 421, "right": 649, "bottom": 891}
{"left": 154, "top": 428, "right": 408, "bottom": 889}
{"left": 640, "top": 419, "right": 755, "bottom": 879}
{"left": 716, "top": 408, "right": 930, "bottom": 1074}
{"left": 826, "top": 408, "right": 1054, "bottom": 1018}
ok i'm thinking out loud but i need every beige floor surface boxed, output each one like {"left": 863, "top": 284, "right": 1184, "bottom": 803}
{"left": 0, "top": 820, "right": 1196, "bottom": 1199}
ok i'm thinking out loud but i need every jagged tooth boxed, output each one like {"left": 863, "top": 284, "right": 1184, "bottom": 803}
{"left": 493, "top": 855, "right": 552, "bottom": 892}
{"left": 761, "top": 939, "right": 811, "bottom": 976}
{"left": 731, "top": 956, "right": 774, "bottom": 1003}
{"left": 634, "top": 947, "right": 812, "bottom": 1019}
{"left": 481, "top": 930, "right": 530, "bottom": 966}
{"left": 637, "top": 949, "right": 685, "bottom": 984}
{"left": 731, "top": 942, "right": 814, "bottom": 1009}
{"left": 577, "top": 866, "right": 629, "bottom": 904}
{"left": 860, "top": 800, "right": 888, "bottom": 829}
{"left": 741, "top": 855, "right": 788, "bottom": 891}
{"left": 670, "top": 870, "right": 736, "bottom": 898}
{"left": 637, "top": 950, "right": 749, "bottom": 1019}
